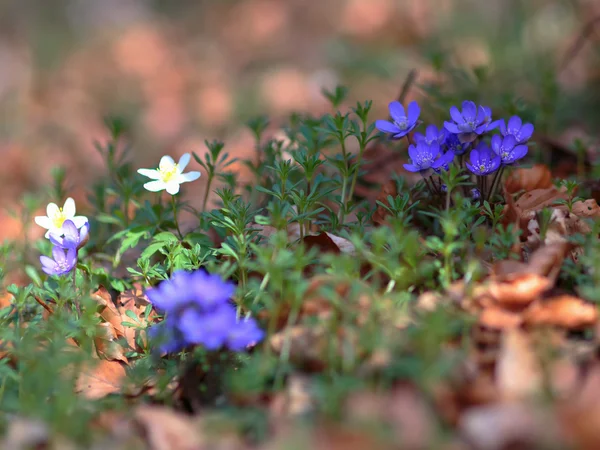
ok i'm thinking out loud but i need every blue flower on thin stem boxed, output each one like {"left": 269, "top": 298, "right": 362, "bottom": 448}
{"left": 376, "top": 101, "right": 420, "bottom": 139}
{"left": 49, "top": 219, "right": 90, "bottom": 250}
{"left": 444, "top": 101, "right": 500, "bottom": 143}
{"left": 414, "top": 124, "right": 446, "bottom": 146}
{"left": 465, "top": 143, "right": 501, "bottom": 176}
{"left": 40, "top": 246, "right": 77, "bottom": 276}
{"left": 491, "top": 135, "right": 528, "bottom": 165}
{"left": 498, "top": 116, "right": 534, "bottom": 144}
{"left": 146, "top": 269, "right": 264, "bottom": 353}
{"left": 404, "top": 142, "right": 453, "bottom": 175}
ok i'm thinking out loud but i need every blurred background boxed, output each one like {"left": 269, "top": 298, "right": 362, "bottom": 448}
{"left": 0, "top": 0, "right": 599, "bottom": 239}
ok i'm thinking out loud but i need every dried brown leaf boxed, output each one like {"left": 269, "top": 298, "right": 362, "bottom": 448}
{"left": 303, "top": 232, "right": 356, "bottom": 255}
{"left": 505, "top": 164, "right": 553, "bottom": 194}
{"left": 76, "top": 360, "right": 126, "bottom": 399}
{"left": 94, "top": 322, "right": 129, "bottom": 363}
{"left": 372, "top": 179, "right": 398, "bottom": 226}
{"left": 485, "top": 273, "right": 553, "bottom": 308}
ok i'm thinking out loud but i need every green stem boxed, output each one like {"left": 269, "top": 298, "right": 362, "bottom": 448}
{"left": 487, "top": 167, "right": 505, "bottom": 202}
{"left": 171, "top": 196, "right": 183, "bottom": 239}
{"left": 347, "top": 142, "right": 366, "bottom": 204}
{"left": 202, "top": 172, "right": 214, "bottom": 212}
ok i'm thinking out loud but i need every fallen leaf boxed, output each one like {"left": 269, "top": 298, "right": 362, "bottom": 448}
{"left": 134, "top": 405, "right": 204, "bottom": 450}
{"left": 505, "top": 164, "right": 553, "bottom": 194}
{"left": 524, "top": 295, "right": 598, "bottom": 329}
{"left": 485, "top": 273, "right": 553, "bottom": 308}
{"left": 76, "top": 359, "right": 127, "bottom": 399}
{"left": 94, "top": 322, "right": 129, "bottom": 363}
{"left": 372, "top": 179, "right": 398, "bottom": 226}
{"left": 1, "top": 417, "right": 49, "bottom": 450}
{"left": 303, "top": 232, "right": 356, "bottom": 255}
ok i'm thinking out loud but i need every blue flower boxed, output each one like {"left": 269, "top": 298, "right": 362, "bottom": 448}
{"left": 40, "top": 246, "right": 77, "bottom": 276}
{"left": 465, "top": 143, "right": 501, "bottom": 176}
{"left": 443, "top": 133, "right": 470, "bottom": 156}
{"left": 444, "top": 101, "right": 500, "bottom": 143}
{"left": 498, "top": 116, "right": 534, "bottom": 144}
{"left": 414, "top": 124, "right": 446, "bottom": 146}
{"left": 49, "top": 219, "right": 89, "bottom": 250}
{"left": 403, "top": 141, "right": 455, "bottom": 175}
{"left": 491, "top": 135, "right": 528, "bottom": 165}
{"left": 376, "top": 101, "right": 420, "bottom": 139}
{"left": 471, "top": 188, "right": 481, "bottom": 200}
{"left": 146, "top": 269, "right": 264, "bottom": 353}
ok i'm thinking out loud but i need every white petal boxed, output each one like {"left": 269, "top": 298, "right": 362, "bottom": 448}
{"left": 63, "top": 198, "right": 76, "bottom": 218}
{"left": 46, "top": 202, "right": 59, "bottom": 218}
{"left": 34, "top": 216, "right": 52, "bottom": 229}
{"left": 159, "top": 155, "right": 176, "bottom": 171}
{"left": 71, "top": 216, "right": 89, "bottom": 228}
{"left": 178, "top": 171, "right": 201, "bottom": 183}
{"left": 144, "top": 180, "right": 167, "bottom": 192}
{"left": 165, "top": 181, "right": 181, "bottom": 195}
{"left": 178, "top": 153, "right": 191, "bottom": 172}
{"left": 137, "top": 168, "right": 161, "bottom": 180}
{"left": 45, "top": 230, "right": 52, "bottom": 239}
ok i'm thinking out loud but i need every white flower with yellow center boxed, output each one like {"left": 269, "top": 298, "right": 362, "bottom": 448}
{"left": 34, "top": 197, "right": 89, "bottom": 238}
{"left": 137, "top": 153, "right": 201, "bottom": 195}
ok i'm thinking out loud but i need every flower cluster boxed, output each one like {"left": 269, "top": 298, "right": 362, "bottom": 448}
{"left": 35, "top": 198, "right": 89, "bottom": 276}
{"left": 376, "top": 98, "right": 535, "bottom": 200}
{"left": 147, "top": 270, "right": 264, "bottom": 353}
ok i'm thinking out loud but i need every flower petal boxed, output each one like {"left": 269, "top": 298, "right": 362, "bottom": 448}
{"left": 63, "top": 198, "right": 76, "bottom": 218}
{"left": 143, "top": 180, "right": 167, "bottom": 192}
{"left": 46, "top": 203, "right": 59, "bottom": 218}
{"left": 449, "top": 106, "right": 464, "bottom": 124}
{"left": 177, "top": 153, "right": 191, "bottom": 172}
{"left": 388, "top": 101, "right": 406, "bottom": 122}
{"left": 40, "top": 256, "right": 55, "bottom": 269}
{"left": 71, "top": 216, "right": 89, "bottom": 228}
{"left": 165, "top": 182, "right": 181, "bottom": 195}
{"left": 137, "top": 168, "right": 161, "bottom": 179}
{"left": 34, "top": 216, "right": 52, "bottom": 229}
{"left": 159, "top": 155, "right": 176, "bottom": 171}
{"left": 499, "top": 119, "right": 507, "bottom": 135}
{"left": 178, "top": 171, "right": 201, "bottom": 183}
{"left": 461, "top": 101, "right": 477, "bottom": 122}
{"left": 52, "top": 246, "right": 66, "bottom": 264}
{"left": 518, "top": 123, "right": 534, "bottom": 142}
{"left": 512, "top": 145, "right": 529, "bottom": 161}
{"left": 407, "top": 101, "right": 420, "bottom": 124}
{"left": 507, "top": 116, "right": 522, "bottom": 134}
{"left": 444, "top": 122, "right": 461, "bottom": 134}
{"left": 403, "top": 164, "right": 421, "bottom": 172}
{"left": 375, "top": 120, "right": 400, "bottom": 135}
{"left": 491, "top": 135, "right": 502, "bottom": 154}
{"left": 49, "top": 233, "right": 64, "bottom": 248}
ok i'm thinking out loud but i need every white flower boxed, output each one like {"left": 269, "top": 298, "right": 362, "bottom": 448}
{"left": 34, "top": 197, "right": 89, "bottom": 239}
{"left": 137, "top": 153, "right": 201, "bottom": 195}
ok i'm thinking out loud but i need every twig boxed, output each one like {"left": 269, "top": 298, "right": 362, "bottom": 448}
{"left": 396, "top": 69, "right": 418, "bottom": 105}
{"left": 34, "top": 296, "right": 54, "bottom": 315}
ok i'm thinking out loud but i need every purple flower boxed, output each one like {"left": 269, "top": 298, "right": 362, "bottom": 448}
{"left": 465, "top": 143, "right": 501, "bottom": 176}
{"left": 40, "top": 246, "right": 77, "bottom": 276}
{"left": 414, "top": 124, "right": 446, "bottom": 146}
{"left": 227, "top": 318, "right": 266, "bottom": 351}
{"left": 444, "top": 101, "right": 500, "bottom": 143}
{"left": 376, "top": 101, "right": 420, "bottom": 139}
{"left": 404, "top": 142, "right": 452, "bottom": 174}
{"left": 433, "top": 150, "right": 456, "bottom": 173}
{"left": 443, "top": 133, "right": 470, "bottom": 156}
{"left": 471, "top": 188, "right": 481, "bottom": 200}
{"left": 498, "top": 116, "right": 534, "bottom": 144}
{"left": 49, "top": 219, "right": 89, "bottom": 250}
{"left": 491, "top": 135, "right": 528, "bottom": 165}
{"left": 146, "top": 269, "right": 264, "bottom": 353}
{"left": 146, "top": 270, "right": 235, "bottom": 314}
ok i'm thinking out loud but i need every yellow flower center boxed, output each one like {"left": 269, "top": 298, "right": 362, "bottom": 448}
{"left": 159, "top": 164, "right": 179, "bottom": 183}
{"left": 52, "top": 208, "right": 67, "bottom": 229}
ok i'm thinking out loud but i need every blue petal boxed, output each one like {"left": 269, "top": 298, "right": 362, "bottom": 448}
{"left": 403, "top": 164, "right": 421, "bottom": 172}
{"left": 444, "top": 122, "right": 461, "bottom": 134}
{"left": 388, "top": 101, "right": 406, "bottom": 122}
{"left": 518, "top": 124, "right": 534, "bottom": 142}
{"left": 461, "top": 101, "right": 477, "bottom": 122}
{"left": 407, "top": 101, "right": 420, "bottom": 124}
{"left": 375, "top": 120, "right": 400, "bottom": 135}
{"left": 449, "top": 107, "right": 464, "bottom": 124}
